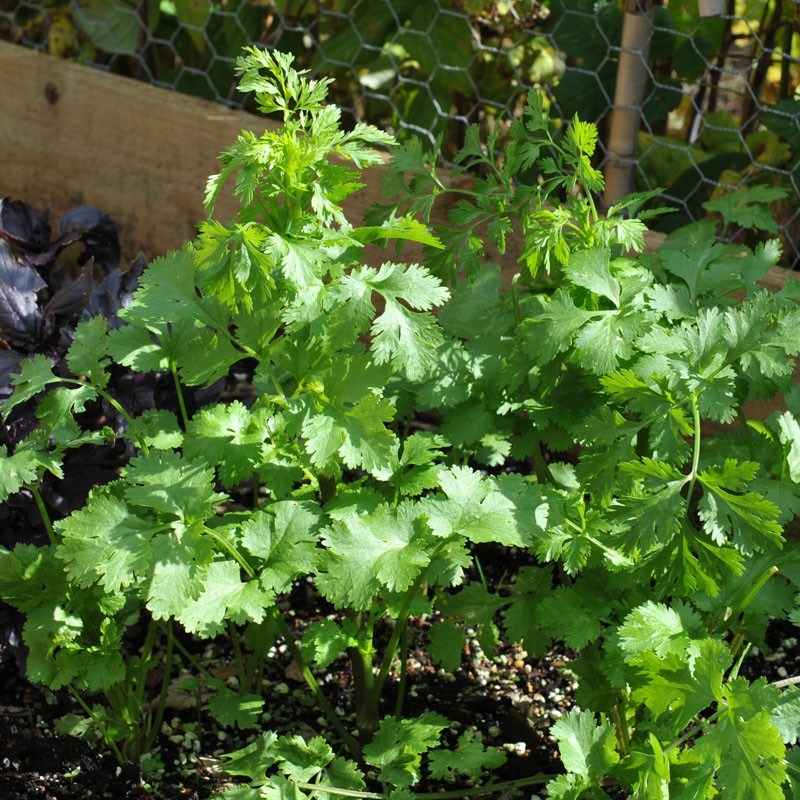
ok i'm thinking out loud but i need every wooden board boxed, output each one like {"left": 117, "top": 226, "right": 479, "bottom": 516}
{"left": 0, "top": 41, "right": 277, "bottom": 263}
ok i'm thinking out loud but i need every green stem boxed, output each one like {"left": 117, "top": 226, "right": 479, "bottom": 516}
{"left": 393, "top": 623, "right": 410, "bottom": 719}
{"left": 64, "top": 378, "right": 149, "bottom": 454}
{"left": 350, "top": 612, "right": 378, "bottom": 736}
{"left": 30, "top": 484, "right": 56, "bottom": 545}
{"left": 203, "top": 526, "right": 255, "bottom": 579}
{"left": 685, "top": 394, "right": 703, "bottom": 513}
{"left": 170, "top": 361, "right": 190, "bottom": 429}
{"left": 144, "top": 621, "right": 174, "bottom": 754}
{"left": 296, "top": 773, "right": 551, "bottom": 800}
{"left": 173, "top": 635, "right": 216, "bottom": 683}
{"left": 271, "top": 609, "right": 361, "bottom": 760}
{"left": 228, "top": 619, "right": 249, "bottom": 690}
{"left": 133, "top": 619, "right": 159, "bottom": 714}
{"left": 68, "top": 686, "right": 125, "bottom": 764}
{"left": 609, "top": 699, "right": 630, "bottom": 757}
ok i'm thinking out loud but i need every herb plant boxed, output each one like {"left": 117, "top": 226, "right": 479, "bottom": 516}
{"left": 1, "top": 46, "right": 800, "bottom": 800}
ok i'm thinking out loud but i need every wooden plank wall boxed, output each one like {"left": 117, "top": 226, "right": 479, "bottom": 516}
{"left": 0, "top": 41, "right": 276, "bottom": 263}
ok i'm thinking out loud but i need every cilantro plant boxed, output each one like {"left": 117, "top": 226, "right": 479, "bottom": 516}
{"left": 1, "top": 44, "right": 800, "bottom": 800}
{"left": 374, "top": 98, "right": 800, "bottom": 797}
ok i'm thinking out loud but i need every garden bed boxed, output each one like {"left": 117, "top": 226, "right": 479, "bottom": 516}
{"left": 2, "top": 44, "right": 800, "bottom": 800}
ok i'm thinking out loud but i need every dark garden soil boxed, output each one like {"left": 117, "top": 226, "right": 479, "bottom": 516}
{"left": 1, "top": 597, "right": 800, "bottom": 800}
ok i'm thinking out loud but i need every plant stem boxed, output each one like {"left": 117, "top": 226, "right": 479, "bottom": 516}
{"left": 65, "top": 378, "right": 149, "bottom": 453}
{"left": 228, "top": 619, "right": 248, "bottom": 690}
{"left": 684, "top": 394, "right": 703, "bottom": 511}
{"left": 203, "top": 526, "right": 255, "bottom": 579}
{"left": 144, "top": 621, "right": 174, "bottom": 754}
{"left": 170, "top": 361, "right": 190, "bottom": 429}
{"left": 270, "top": 609, "right": 361, "bottom": 759}
{"left": 30, "top": 485, "right": 56, "bottom": 545}
{"left": 394, "top": 624, "right": 410, "bottom": 719}
{"left": 295, "top": 773, "right": 552, "bottom": 800}
{"left": 68, "top": 686, "right": 125, "bottom": 764}
{"left": 609, "top": 698, "right": 630, "bottom": 757}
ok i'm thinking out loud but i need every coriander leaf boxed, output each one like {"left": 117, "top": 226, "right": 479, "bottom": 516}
{"left": 185, "top": 401, "right": 273, "bottom": 488}
{"left": 207, "top": 684, "right": 265, "bottom": 729}
{"left": 427, "top": 731, "right": 506, "bottom": 780}
{"left": 301, "top": 390, "right": 398, "bottom": 481}
{"left": 35, "top": 384, "right": 98, "bottom": 444}
{"left": 3, "top": 353, "right": 60, "bottom": 415}
{"left": 134, "top": 408, "right": 184, "bottom": 450}
{"left": 617, "top": 601, "right": 700, "bottom": 662}
{"left": 550, "top": 709, "right": 619, "bottom": 782}
{"left": 179, "top": 559, "right": 272, "bottom": 636}
{"left": 362, "top": 712, "right": 448, "bottom": 787}
{"left": 771, "top": 685, "right": 800, "bottom": 745}
{"left": 240, "top": 500, "right": 323, "bottom": 594}
{"left": 120, "top": 245, "right": 230, "bottom": 332}
{"left": 703, "top": 185, "right": 787, "bottom": 233}
{"left": 218, "top": 731, "right": 281, "bottom": 783}
{"left": 777, "top": 412, "right": 800, "bottom": 482}
{"left": 0, "top": 446, "right": 40, "bottom": 500}
{"left": 106, "top": 324, "right": 169, "bottom": 372}
{"left": 146, "top": 529, "right": 215, "bottom": 620}
{"left": 121, "top": 451, "right": 227, "bottom": 523}
{"left": 538, "top": 586, "right": 603, "bottom": 651}
{"left": 697, "top": 460, "right": 783, "bottom": 552}
{"left": 66, "top": 315, "right": 110, "bottom": 388}
{"left": 343, "top": 262, "right": 450, "bottom": 380}
{"left": 427, "top": 619, "right": 465, "bottom": 672}
{"left": 301, "top": 618, "right": 360, "bottom": 669}
{"left": 315, "top": 503, "right": 430, "bottom": 610}
{"left": 563, "top": 246, "right": 620, "bottom": 306}
{"left": 420, "top": 466, "right": 546, "bottom": 547}
{"left": 628, "top": 639, "right": 729, "bottom": 730}
{"left": 56, "top": 492, "right": 158, "bottom": 593}
{"left": 273, "top": 735, "right": 336, "bottom": 782}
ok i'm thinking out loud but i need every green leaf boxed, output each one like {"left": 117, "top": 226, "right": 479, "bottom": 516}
{"left": 240, "top": 501, "right": 323, "bottom": 595}
{"left": 0, "top": 446, "right": 40, "bottom": 500}
{"left": 427, "top": 730, "right": 506, "bottom": 780}
{"left": 56, "top": 492, "right": 159, "bottom": 593}
{"left": 121, "top": 451, "right": 226, "bottom": 523}
{"left": 362, "top": 712, "right": 448, "bottom": 787}
{"left": 66, "top": 315, "right": 110, "bottom": 388}
{"left": 693, "top": 679, "right": 787, "bottom": 800}
{"left": 179, "top": 559, "right": 273, "bottom": 636}
{"left": 301, "top": 618, "right": 359, "bottom": 669}
{"left": 273, "top": 735, "right": 336, "bottom": 782}
{"left": 420, "top": 466, "right": 547, "bottom": 547}
{"left": 185, "top": 401, "right": 273, "bottom": 488}
{"left": 315, "top": 503, "right": 431, "bottom": 610}
{"left": 3, "top": 354, "right": 60, "bottom": 415}
{"left": 703, "top": 185, "right": 787, "bottom": 233}
{"left": 134, "top": 409, "right": 184, "bottom": 450}
{"left": 697, "top": 460, "right": 783, "bottom": 552}
{"left": 563, "top": 246, "right": 620, "bottom": 306}
{"left": 550, "top": 709, "right": 619, "bottom": 782}
{"left": 427, "top": 619, "right": 465, "bottom": 672}
{"left": 219, "top": 731, "right": 281, "bottom": 783}
{"left": 106, "top": 324, "right": 169, "bottom": 372}
{"left": 777, "top": 412, "right": 800, "bottom": 483}
{"left": 207, "top": 683, "right": 265, "bottom": 729}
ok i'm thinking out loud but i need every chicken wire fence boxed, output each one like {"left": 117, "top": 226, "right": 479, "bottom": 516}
{"left": 2, "top": 0, "right": 800, "bottom": 266}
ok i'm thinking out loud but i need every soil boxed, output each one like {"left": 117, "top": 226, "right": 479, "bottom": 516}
{"left": 1, "top": 588, "right": 799, "bottom": 800}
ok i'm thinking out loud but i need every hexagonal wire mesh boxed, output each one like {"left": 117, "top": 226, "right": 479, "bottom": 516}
{"left": 1, "top": 0, "right": 799, "bottom": 266}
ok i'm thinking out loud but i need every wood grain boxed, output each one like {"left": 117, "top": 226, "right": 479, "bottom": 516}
{"left": 0, "top": 41, "right": 276, "bottom": 262}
